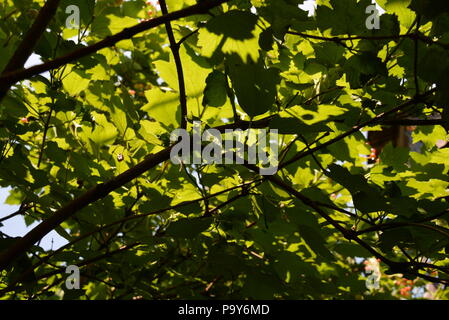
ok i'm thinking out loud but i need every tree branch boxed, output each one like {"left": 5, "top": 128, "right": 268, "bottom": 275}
{"left": 0, "top": 0, "right": 62, "bottom": 101}
{"left": 279, "top": 89, "right": 436, "bottom": 169}
{"left": 0, "top": 203, "right": 32, "bottom": 223}
{"left": 255, "top": 171, "right": 393, "bottom": 263}
{"left": 0, "top": 146, "right": 173, "bottom": 270}
{"left": 0, "top": 90, "right": 438, "bottom": 281}
{"left": 286, "top": 30, "right": 449, "bottom": 49}
{"left": 0, "top": 112, "right": 271, "bottom": 271}
{"left": 0, "top": 179, "right": 261, "bottom": 293}
{"left": 0, "top": 0, "right": 228, "bottom": 91}
{"left": 251, "top": 170, "right": 449, "bottom": 284}
{"left": 356, "top": 220, "right": 449, "bottom": 239}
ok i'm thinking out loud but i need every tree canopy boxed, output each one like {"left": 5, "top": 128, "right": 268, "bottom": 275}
{"left": 0, "top": 0, "right": 449, "bottom": 300}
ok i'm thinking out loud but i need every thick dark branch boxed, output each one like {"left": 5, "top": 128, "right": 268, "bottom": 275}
{"left": 0, "top": 0, "right": 62, "bottom": 101}
{"left": 0, "top": 179, "right": 261, "bottom": 293}
{"left": 0, "top": 147, "right": 173, "bottom": 270}
{"left": 0, "top": 0, "right": 228, "bottom": 90}
{"left": 252, "top": 170, "right": 449, "bottom": 284}
{"left": 159, "top": 0, "right": 188, "bottom": 129}
{"left": 0, "top": 113, "right": 268, "bottom": 271}
{"left": 257, "top": 171, "right": 394, "bottom": 264}
{"left": 0, "top": 90, "right": 437, "bottom": 275}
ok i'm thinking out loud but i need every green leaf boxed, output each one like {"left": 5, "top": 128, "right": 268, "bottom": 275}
{"left": 202, "top": 70, "right": 228, "bottom": 107}
{"left": 62, "top": 69, "right": 90, "bottom": 96}
{"left": 91, "top": 14, "right": 137, "bottom": 37}
{"left": 165, "top": 217, "right": 212, "bottom": 238}
{"left": 198, "top": 10, "right": 261, "bottom": 63}
{"left": 298, "top": 224, "right": 334, "bottom": 260}
{"left": 142, "top": 88, "right": 180, "bottom": 128}
{"left": 154, "top": 46, "right": 210, "bottom": 97}
{"left": 3, "top": 0, "right": 449, "bottom": 300}
{"left": 259, "top": 28, "right": 274, "bottom": 51}
{"left": 269, "top": 115, "right": 330, "bottom": 134}
{"left": 170, "top": 184, "right": 202, "bottom": 206}
{"left": 227, "top": 59, "right": 280, "bottom": 117}
{"left": 45, "top": 141, "right": 67, "bottom": 163}
{"left": 410, "top": 0, "right": 449, "bottom": 19}
{"left": 79, "top": 112, "right": 118, "bottom": 147}
{"left": 5, "top": 189, "right": 25, "bottom": 205}
{"left": 316, "top": 0, "right": 373, "bottom": 35}
{"left": 328, "top": 164, "right": 389, "bottom": 213}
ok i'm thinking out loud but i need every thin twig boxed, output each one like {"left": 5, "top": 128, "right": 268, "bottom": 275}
{"left": 0, "top": 1, "right": 229, "bottom": 100}
{"left": 286, "top": 30, "right": 449, "bottom": 49}
{"left": 280, "top": 89, "right": 436, "bottom": 169}
{"left": 0, "top": 0, "right": 62, "bottom": 101}
{"left": 414, "top": 16, "right": 421, "bottom": 95}
{"left": 159, "top": 0, "right": 188, "bottom": 129}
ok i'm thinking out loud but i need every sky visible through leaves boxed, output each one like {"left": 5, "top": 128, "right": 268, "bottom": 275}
{"left": 1, "top": 0, "right": 449, "bottom": 300}
{"left": 0, "top": 0, "right": 319, "bottom": 251}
